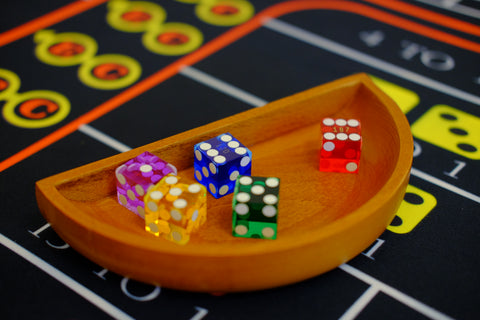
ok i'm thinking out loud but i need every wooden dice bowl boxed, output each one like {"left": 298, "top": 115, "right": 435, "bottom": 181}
{"left": 36, "top": 73, "right": 413, "bottom": 292}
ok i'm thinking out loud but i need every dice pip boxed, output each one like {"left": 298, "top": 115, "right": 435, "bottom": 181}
{"left": 194, "top": 133, "right": 252, "bottom": 198}
{"left": 319, "top": 118, "right": 362, "bottom": 173}
{"left": 144, "top": 175, "right": 207, "bottom": 245}
{"left": 232, "top": 175, "right": 280, "bottom": 239}
{"left": 115, "top": 151, "right": 177, "bottom": 218}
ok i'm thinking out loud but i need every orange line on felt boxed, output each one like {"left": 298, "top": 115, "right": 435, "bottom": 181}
{"left": 363, "top": 0, "right": 480, "bottom": 38}
{"left": 0, "top": 18, "right": 265, "bottom": 173}
{"left": 1, "top": 0, "right": 479, "bottom": 172}
{"left": 0, "top": 0, "right": 109, "bottom": 48}
{"left": 258, "top": 1, "right": 480, "bottom": 54}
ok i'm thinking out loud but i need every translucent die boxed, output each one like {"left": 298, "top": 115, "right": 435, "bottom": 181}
{"left": 115, "top": 151, "right": 177, "bottom": 218}
{"left": 232, "top": 176, "right": 280, "bottom": 239}
{"left": 194, "top": 133, "right": 252, "bottom": 198}
{"left": 319, "top": 118, "right": 362, "bottom": 173}
{"left": 144, "top": 175, "right": 207, "bottom": 245}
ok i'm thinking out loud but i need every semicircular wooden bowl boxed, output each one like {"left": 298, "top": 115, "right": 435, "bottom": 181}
{"left": 36, "top": 73, "right": 413, "bottom": 292}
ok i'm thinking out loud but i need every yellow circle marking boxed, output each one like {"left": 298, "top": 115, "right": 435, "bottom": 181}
{"left": 106, "top": 0, "right": 167, "bottom": 33}
{"left": 34, "top": 30, "right": 98, "bottom": 66}
{"left": 3, "top": 90, "right": 70, "bottom": 128}
{"left": 195, "top": 0, "right": 254, "bottom": 26}
{"left": 142, "top": 22, "right": 203, "bottom": 56}
{"left": 0, "top": 69, "right": 21, "bottom": 101}
{"left": 77, "top": 54, "right": 142, "bottom": 90}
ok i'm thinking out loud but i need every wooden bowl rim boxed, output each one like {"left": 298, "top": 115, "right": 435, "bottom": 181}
{"left": 37, "top": 73, "right": 413, "bottom": 258}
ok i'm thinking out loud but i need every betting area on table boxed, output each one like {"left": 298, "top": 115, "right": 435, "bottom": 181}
{"left": 0, "top": 0, "right": 479, "bottom": 319}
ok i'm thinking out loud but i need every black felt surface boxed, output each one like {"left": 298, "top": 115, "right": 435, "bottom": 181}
{"left": 0, "top": 1, "right": 479, "bottom": 319}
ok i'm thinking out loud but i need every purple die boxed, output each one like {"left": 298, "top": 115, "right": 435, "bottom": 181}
{"left": 194, "top": 133, "right": 252, "bottom": 198}
{"left": 115, "top": 151, "right": 176, "bottom": 218}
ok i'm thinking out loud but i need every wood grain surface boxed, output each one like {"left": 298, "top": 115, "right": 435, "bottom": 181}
{"left": 35, "top": 73, "right": 413, "bottom": 292}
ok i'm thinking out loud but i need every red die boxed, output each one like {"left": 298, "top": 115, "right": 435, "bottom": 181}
{"left": 319, "top": 118, "right": 362, "bottom": 173}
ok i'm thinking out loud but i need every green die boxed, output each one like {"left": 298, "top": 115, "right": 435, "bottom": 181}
{"left": 232, "top": 175, "right": 280, "bottom": 239}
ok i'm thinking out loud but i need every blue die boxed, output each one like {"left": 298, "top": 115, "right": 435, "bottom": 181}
{"left": 194, "top": 133, "right": 252, "bottom": 198}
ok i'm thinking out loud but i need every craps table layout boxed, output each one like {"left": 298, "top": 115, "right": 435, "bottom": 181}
{"left": 0, "top": 1, "right": 479, "bottom": 319}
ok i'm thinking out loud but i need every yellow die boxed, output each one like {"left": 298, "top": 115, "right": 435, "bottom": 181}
{"left": 144, "top": 175, "right": 207, "bottom": 245}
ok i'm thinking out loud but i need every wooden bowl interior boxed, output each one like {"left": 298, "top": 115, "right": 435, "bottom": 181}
{"left": 53, "top": 80, "right": 401, "bottom": 255}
